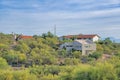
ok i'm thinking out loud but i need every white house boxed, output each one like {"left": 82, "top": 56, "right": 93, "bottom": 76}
{"left": 60, "top": 40, "right": 96, "bottom": 55}
{"left": 59, "top": 34, "right": 100, "bottom": 42}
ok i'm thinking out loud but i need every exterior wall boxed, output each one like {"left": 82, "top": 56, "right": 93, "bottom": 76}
{"left": 72, "top": 41, "right": 82, "bottom": 50}
{"left": 59, "top": 37, "right": 64, "bottom": 41}
{"left": 59, "top": 37, "right": 70, "bottom": 41}
{"left": 82, "top": 44, "right": 96, "bottom": 55}
{"left": 82, "top": 44, "right": 96, "bottom": 51}
{"left": 60, "top": 43, "right": 73, "bottom": 51}
{"left": 59, "top": 35, "right": 100, "bottom": 42}
{"left": 92, "top": 36, "right": 99, "bottom": 42}
{"left": 77, "top": 36, "right": 99, "bottom": 42}
{"left": 60, "top": 40, "right": 96, "bottom": 55}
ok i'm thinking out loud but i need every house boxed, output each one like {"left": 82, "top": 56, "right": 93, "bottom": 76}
{"left": 19, "top": 35, "right": 33, "bottom": 39}
{"left": 60, "top": 39, "right": 96, "bottom": 55}
{"left": 15, "top": 35, "right": 33, "bottom": 41}
{"left": 59, "top": 34, "right": 100, "bottom": 42}
{"left": 60, "top": 42, "right": 73, "bottom": 51}
{"left": 73, "top": 40, "right": 96, "bottom": 55}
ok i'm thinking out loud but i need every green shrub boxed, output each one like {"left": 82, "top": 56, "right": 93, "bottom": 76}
{"left": 0, "top": 57, "right": 9, "bottom": 69}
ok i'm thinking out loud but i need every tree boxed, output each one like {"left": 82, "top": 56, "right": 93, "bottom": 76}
{"left": 41, "top": 31, "right": 54, "bottom": 39}
{"left": 96, "top": 43, "right": 104, "bottom": 51}
{"left": 58, "top": 49, "right": 67, "bottom": 57}
{"left": 103, "top": 37, "right": 112, "bottom": 45}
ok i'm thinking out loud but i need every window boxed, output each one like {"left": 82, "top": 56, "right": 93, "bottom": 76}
{"left": 89, "top": 38, "right": 92, "bottom": 40}
{"left": 66, "top": 45, "right": 73, "bottom": 47}
{"left": 85, "top": 46, "right": 89, "bottom": 48}
{"left": 75, "top": 46, "right": 81, "bottom": 48}
{"left": 85, "top": 45, "right": 91, "bottom": 48}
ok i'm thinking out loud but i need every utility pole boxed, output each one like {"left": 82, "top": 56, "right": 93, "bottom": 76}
{"left": 12, "top": 32, "right": 17, "bottom": 45}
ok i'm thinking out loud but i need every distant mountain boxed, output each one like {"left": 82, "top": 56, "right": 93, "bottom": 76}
{"left": 108, "top": 37, "right": 120, "bottom": 43}
{"left": 101, "top": 37, "right": 120, "bottom": 43}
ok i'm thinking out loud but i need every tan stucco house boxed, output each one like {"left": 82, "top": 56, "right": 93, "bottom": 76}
{"left": 60, "top": 39, "right": 96, "bottom": 55}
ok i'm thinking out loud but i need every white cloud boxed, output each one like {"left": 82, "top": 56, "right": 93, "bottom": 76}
{"left": 109, "top": 0, "right": 120, "bottom": 4}
{"left": 0, "top": 0, "right": 120, "bottom": 38}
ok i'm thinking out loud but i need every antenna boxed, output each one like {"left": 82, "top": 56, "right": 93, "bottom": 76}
{"left": 54, "top": 24, "right": 56, "bottom": 36}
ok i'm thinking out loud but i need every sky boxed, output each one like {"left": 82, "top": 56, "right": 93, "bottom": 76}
{"left": 0, "top": 0, "right": 120, "bottom": 38}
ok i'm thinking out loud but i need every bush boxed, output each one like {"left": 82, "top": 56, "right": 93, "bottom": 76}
{"left": 0, "top": 57, "right": 9, "bottom": 69}
{"left": 0, "top": 70, "right": 13, "bottom": 80}
{"left": 60, "top": 63, "right": 118, "bottom": 80}
{"left": 89, "top": 51, "right": 102, "bottom": 60}
{"left": 64, "top": 58, "right": 80, "bottom": 65}
{"left": 13, "top": 70, "right": 38, "bottom": 80}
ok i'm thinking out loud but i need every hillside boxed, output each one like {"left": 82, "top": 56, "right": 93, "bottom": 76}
{"left": 0, "top": 32, "right": 120, "bottom": 80}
